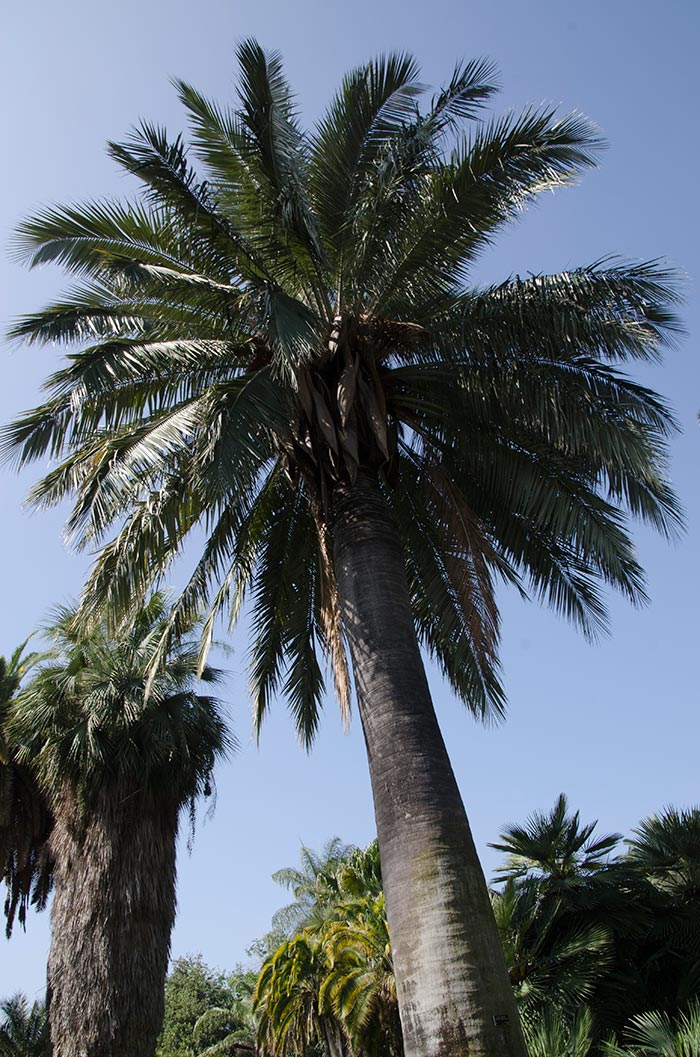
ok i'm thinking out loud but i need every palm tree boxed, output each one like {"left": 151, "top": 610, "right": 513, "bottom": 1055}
{"left": 3, "top": 41, "right": 682, "bottom": 1057}
{"left": 617, "top": 809, "right": 700, "bottom": 1020}
{"left": 491, "top": 877, "right": 612, "bottom": 1020}
{"left": 9, "top": 595, "right": 231, "bottom": 1057}
{"left": 490, "top": 793, "right": 622, "bottom": 889}
{"left": 272, "top": 838, "right": 356, "bottom": 936}
{"left": 0, "top": 646, "right": 53, "bottom": 935}
{"left": 605, "top": 1001, "right": 700, "bottom": 1057}
{"left": 0, "top": 994, "right": 47, "bottom": 1057}
{"left": 255, "top": 892, "right": 400, "bottom": 1057}
{"left": 255, "top": 933, "right": 344, "bottom": 1057}
{"left": 626, "top": 808, "right": 700, "bottom": 902}
{"left": 319, "top": 893, "right": 402, "bottom": 1057}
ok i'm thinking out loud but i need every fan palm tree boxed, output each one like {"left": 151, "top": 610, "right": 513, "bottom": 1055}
{"left": 0, "top": 994, "right": 47, "bottom": 1057}
{"left": 491, "top": 877, "right": 612, "bottom": 1020}
{"left": 626, "top": 808, "right": 700, "bottom": 902}
{"left": 8, "top": 594, "right": 231, "bottom": 1057}
{"left": 605, "top": 1001, "right": 700, "bottom": 1057}
{"left": 3, "top": 41, "right": 682, "bottom": 1057}
{"left": 490, "top": 794, "right": 622, "bottom": 889}
{"left": 0, "top": 645, "right": 53, "bottom": 935}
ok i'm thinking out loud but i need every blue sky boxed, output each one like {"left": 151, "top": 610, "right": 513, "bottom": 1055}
{"left": 2, "top": 0, "right": 698, "bottom": 1000}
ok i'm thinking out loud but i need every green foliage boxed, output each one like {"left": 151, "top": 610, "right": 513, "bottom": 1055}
{"left": 157, "top": 956, "right": 256, "bottom": 1057}
{"left": 490, "top": 797, "right": 700, "bottom": 1050}
{"left": 491, "top": 793, "right": 621, "bottom": 886}
{"left": 161, "top": 811, "right": 700, "bottom": 1057}
{"left": 523, "top": 1007, "right": 595, "bottom": 1057}
{"left": 254, "top": 839, "right": 397, "bottom": 1057}
{"left": 9, "top": 592, "right": 232, "bottom": 812}
{"left": 271, "top": 837, "right": 357, "bottom": 936}
{"left": 0, "top": 994, "right": 47, "bottom": 1057}
{"left": 605, "top": 1001, "right": 700, "bottom": 1057}
{"left": 626, "top": 808, "right": 700, "bottom": 902}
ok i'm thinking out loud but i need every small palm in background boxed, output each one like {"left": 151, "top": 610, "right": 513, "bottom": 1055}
{"left": 0, "top": 994, "right": 47, "bottom": 1057}
{"left": 255, "top": 840, "right": 398, "bottom": 1057}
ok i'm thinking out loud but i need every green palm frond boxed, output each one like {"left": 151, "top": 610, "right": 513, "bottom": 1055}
{"left": 626, "top": 807, "right": 700, "bottom": 901}
{"left": 0, "top": 993, "right": 48, "bottom": 1057}
{"left": 523, "top": 1007, "right": 594, "bottom": 1057}
{"left": 605, "top": 1001, "right": 700, "bottom": 1057}
{"left": 491, "top": 794, "right": 621, "bottom": 884}
{"left": 0, "top": 644, "right": 53, "bottom": 936}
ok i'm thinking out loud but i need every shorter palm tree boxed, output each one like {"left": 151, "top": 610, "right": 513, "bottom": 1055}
{"left": 255, "top": 840, "right": 400, "bottom": 1057}
{"left": 255, "top": 934, "right": 340, "bottom": 1056}
{"left": 491, "top": 876, "right": 612, "bottom": 1020}
{"left": 319, "top": 893, "right": 402, "bottom": 1057}
{"left": 9, "top": 594, "right": 232, "bottom": 1057}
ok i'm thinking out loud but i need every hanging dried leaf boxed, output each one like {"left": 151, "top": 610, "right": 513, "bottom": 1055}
{"left": 337, "top": 354, "right": 359, "bottom": 428}
{"left": 296, "top": 371, "right": 314, "bottom": 421}
{"left": 312, "top": 386, "right": 339, "bottom": 455}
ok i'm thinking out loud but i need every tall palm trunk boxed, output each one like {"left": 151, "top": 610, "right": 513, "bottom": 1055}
{"left": 332, "top": 473, "right": 527, "bottom": 1057}
{"left": 47, "top": 785, "right": 179, "bottom": 1057}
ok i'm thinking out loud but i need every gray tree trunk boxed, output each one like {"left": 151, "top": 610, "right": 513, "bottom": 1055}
{"left": 332, "top": 473, "right": 527, "bottom": 1057}
{"left": 47, "top": 785, "right": 179, "bottom": 1057}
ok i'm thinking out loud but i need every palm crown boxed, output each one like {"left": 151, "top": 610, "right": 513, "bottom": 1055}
{"left": 4, "top": 40, "right": 681, "bottom": 745}
{"left": 9, "top": 592, "right": 231, "bottom": 810}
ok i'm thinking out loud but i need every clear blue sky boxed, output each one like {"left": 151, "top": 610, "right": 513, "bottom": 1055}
{"left": 2, "top": 0, "right": 698, "bottom": 1001}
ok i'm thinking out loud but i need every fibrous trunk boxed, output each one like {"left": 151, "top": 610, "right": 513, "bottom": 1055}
{"left": 332, "top": 472, "right": 527, "bottom": 1057}
{"left": 47, "top": 785, "right": 179, "bottom": 1057}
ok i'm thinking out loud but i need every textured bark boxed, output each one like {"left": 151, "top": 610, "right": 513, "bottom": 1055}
{"left": 47, "top": 785, "right": 179, "bottom": 1057}
{"left": 332, "top": 473, "right": 527, "bottom": 1057}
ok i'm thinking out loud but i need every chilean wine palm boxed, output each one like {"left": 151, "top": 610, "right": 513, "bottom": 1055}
{"left": 4, "top": 41, "right": 682, "bottom": 1057}
{"left": 9, "top": 595, "right": 231, "bottom": 1057}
